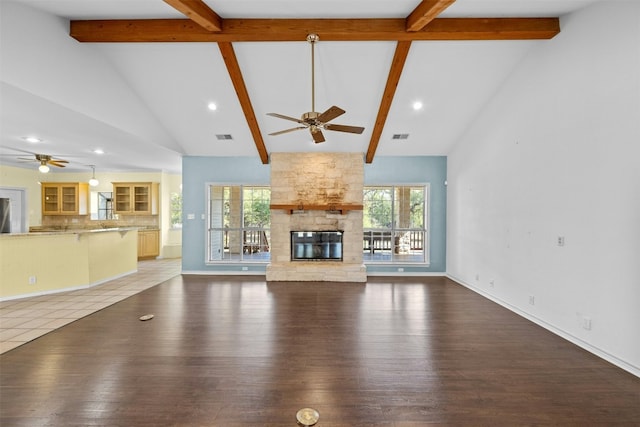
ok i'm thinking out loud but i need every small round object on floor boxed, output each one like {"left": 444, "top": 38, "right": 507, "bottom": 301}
{"left": 296, "top": 407, "right": 319, "bottom": 426}
{"left": 139, "top": 314, "right": 154, "bottom": 321}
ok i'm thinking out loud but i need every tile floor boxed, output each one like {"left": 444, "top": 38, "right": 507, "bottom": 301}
{"left": 0, "top": 258, "right": 181, "bottom": 354}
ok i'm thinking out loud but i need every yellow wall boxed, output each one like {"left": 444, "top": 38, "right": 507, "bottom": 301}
{"left": 87, "top": 230, "right": 138, "bottom": 284}
{"left": 0, "top": 229, "right": 137, "bottom": 299}
{"left": 0, "top": 164, "right": 42, "bottom": 226}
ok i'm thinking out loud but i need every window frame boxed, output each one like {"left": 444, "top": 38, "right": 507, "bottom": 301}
{"left": 362, "top": 184, "right": 430, "bottom": 265}
{"left": 169, "top": 191, "right": 183, "bottom": 229}
{"left": 206, "top": 183, "right": 271, "bottom": 264}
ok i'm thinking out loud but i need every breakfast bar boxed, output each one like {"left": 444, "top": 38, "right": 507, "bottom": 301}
{"left": 0, "top": 228, "right": 138, "bottom": 300}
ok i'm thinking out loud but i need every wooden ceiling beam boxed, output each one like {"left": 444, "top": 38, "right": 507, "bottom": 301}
{"left": 217, "top": 42, "right": 269, "bottom": 164}
{"left": 70, "top": 17, "right": 560, "bottom": 42}
{"left": 163, "top": 0, "right": 222, "bottom": 31}
{"left": 366, "top": 41, "right": 412, "bottom": 164}
{"left": 406, "top": 0, "right": 457, "bottom": 32}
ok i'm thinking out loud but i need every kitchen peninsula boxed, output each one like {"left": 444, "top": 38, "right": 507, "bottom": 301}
{"left": 0, "top": 228, "right": 138, "bottom": 300}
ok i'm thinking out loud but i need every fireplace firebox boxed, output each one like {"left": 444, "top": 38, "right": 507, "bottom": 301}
{"left": 291, "top": 231, "right": 343, "bottom": 261}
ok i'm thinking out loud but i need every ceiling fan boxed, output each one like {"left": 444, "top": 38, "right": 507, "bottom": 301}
{"left": 267, "top": 34, "right": 365, "bottom": 143}
{"left": 18, "top": 153, "right": 69, "bottom": 172}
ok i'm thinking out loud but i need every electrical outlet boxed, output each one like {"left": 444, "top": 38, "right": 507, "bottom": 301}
{"left": 489, "top": 280, "right": 494, "bottom": 287}
{"left": 475, "top": 274, "right": 480, "bottom": 281}
{"left": 528, "top": 295, "right": 535, "bottom": 305}
{"left": 28, "top": 276, "right": 37, "bottom": 285}
{"left": 582, "top": 317, "right": 592, "bottom": 330}
{"left": 557, "top": 236, "right": 565, "bottom": 246}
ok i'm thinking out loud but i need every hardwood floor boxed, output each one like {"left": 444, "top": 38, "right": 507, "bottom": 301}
{"left": 1, "top": 275, "right": 639, "bottom": 426}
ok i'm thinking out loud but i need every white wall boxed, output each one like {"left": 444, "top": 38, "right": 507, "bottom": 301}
{"left": 447, "top": 1, "right": 640, "bottom": 376}
{"left": 0, "top": 1, "right": 179, "bottom": 153}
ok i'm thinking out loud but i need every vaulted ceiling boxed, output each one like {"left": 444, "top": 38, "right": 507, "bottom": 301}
{"left": 0, "top": 0, "right": 599, "bottom": 173}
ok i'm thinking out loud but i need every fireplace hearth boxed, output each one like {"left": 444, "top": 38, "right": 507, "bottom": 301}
{"left": 291, "top": 231, "right": 343, "bottom": 261}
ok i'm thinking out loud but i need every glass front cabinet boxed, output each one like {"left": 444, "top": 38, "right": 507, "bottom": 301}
{"left": 112, "top": 182, "right": 159, "bottom": 215}
{"left": 41, "top": 182, "right": 89, "bottom": 215}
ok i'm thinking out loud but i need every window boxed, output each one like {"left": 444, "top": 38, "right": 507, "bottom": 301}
{"left": 363, "top": 185, "right": 428, "bottom": 263}
{"left": 207, "top": 185, "right": 270, "bottom": 262}
{"left": 90, "top": 191, "right": 114, "bottom": 220}
{"left": 170, "top": 192, "right": 182, "bottom": 229}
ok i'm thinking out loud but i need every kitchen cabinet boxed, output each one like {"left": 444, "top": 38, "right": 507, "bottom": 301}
{"left": 138, "top": 229, "right": 159, "bottom": 259}
{"left": 41, "top": 183, "right": 89, "bottom": 215}
{"left": 112, "top": 182, "right": 159, "bottom": 215}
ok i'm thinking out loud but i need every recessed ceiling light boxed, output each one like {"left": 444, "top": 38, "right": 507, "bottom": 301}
{"left": 207, "top": 102, "right": 217, "bottom": 111}
{"left": 23, "top": 136, "right": 42, "bottom": 143}
{"left": 412, "top": 101, "right": 423, "bottom": 111}
{"left": 93, "top": 148, "right": 104, "bottom": 154}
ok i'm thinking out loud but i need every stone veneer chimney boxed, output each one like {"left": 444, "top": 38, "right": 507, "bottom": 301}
{"left": 266, "top": 152, "right": 366, "bottom": 282}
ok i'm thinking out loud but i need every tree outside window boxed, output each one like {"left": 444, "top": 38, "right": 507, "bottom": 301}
{"left": 170, "top": 192, "right": 182, "bottom": 228}
{"left": 363, "top": 185, "right": 427, "bottom": 263}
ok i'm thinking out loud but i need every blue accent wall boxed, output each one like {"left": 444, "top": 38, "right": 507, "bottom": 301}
{"left": 181, "top": 156, "right": 270, "bottom": 272}
{"left": 182, "top": 155, "right": 446, "bottom": 274}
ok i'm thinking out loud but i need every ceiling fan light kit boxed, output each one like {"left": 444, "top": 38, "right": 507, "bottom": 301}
{"left": 17, "top": 153, "right": 69, "bottom": 173}
{"left": 267, "top": 34, "right": 364, "bottom": 144}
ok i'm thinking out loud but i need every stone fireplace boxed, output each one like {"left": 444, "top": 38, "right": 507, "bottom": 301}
{"left": 266, "top": 152, "right": 366, "bottom": 282}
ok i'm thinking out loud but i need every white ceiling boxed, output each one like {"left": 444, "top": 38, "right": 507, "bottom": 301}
{"left": 0, "top": 0, "right": 599, "bottom": 174}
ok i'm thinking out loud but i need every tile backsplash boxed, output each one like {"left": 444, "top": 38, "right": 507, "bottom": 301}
{"left": 37, "top": 214, "right": 159, "bottom": 230}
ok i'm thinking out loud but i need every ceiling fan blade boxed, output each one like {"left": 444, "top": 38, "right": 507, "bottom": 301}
{"left": 266, "top": 112, "right": 305, "bottom": 124}
{"left": 311, "top": 129, "right": 325, "bottom": 144}
{"left": 317, "top": 105, "right": 345, "bottom": 123}
{"left": 324, "top": 123, "right": 365, "bottom": 134}
{"left": 50, "top": 159, "right": 69, "bottom": 164}
{"left": 17, "top": 157, "right": 36, "bottom": 162}
{"left": 269, "top": 126, "right": 307, "bottom": 136}
{"left": 48, "top": 161, "right": 67, "bottom": 167}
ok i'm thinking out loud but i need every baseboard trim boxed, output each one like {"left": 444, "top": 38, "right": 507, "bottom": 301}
{"left": 0, "top": 269, "right": 138, "bottom": 302}
{"left": 366, "top": 272, "right": 446, "bottom": 277}
{"left": 447, "top": 274, "right": 640, "bottom": 378}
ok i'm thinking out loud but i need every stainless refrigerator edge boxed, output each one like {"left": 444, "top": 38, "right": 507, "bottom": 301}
{"left": 0, "top": 198, "right": 11, "bottom": 233}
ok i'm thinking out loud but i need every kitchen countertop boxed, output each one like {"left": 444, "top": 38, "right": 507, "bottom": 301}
{"left": 2, "top": 227, "right": 141, "bottom": 237}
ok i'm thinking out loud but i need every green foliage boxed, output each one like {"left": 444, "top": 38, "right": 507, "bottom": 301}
{"left": 170, "top": 192, "right": 182, "bottom": 228}
{"left": 244, "top": 198, "right": 271, "bottom": 227}
{"left": 243, "top": 187, "right": 271, "bottom": 228}
{"left": 363, "top": 187, "right": 392, "bottom": 228}
{"left": 363, "top": 186, "right": 425, "bottom": 229}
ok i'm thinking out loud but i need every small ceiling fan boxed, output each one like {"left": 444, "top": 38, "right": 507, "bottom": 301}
{"left": 18, "top": 154, "right": 68, "bottom": 172}
{"left": 267, "top": 34, "right": 365, "bottom": 143}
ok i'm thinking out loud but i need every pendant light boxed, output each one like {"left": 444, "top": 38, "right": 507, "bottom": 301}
{"left": 88, "top": 165, "right": 99, "bottom": 187}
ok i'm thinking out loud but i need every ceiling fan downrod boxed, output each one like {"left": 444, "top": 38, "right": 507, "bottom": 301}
{"left": 307, "top": 33, "right": 319, "bottom": 113}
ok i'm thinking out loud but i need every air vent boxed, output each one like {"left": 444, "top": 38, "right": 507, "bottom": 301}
{"left": 392, "top": 134, "right": 409, "bottom": 140}
{"left": 215, "top": 134, "right": 233, "bottom": 140}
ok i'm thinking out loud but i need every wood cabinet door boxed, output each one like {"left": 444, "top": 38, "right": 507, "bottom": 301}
{"left": 42, "top": 185, "right": 61, "bottom": 214}
{"left": 60, "top": 185, "right": 78, "bottom": 213}
{"left": 138, "top": 230, "right": 159, "bottom": 258}
{"left": 133, "top": 184, "right": 151, "bottom": 214}
{"left": 114, "top": 185, "right": 132, "bottom": 213}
